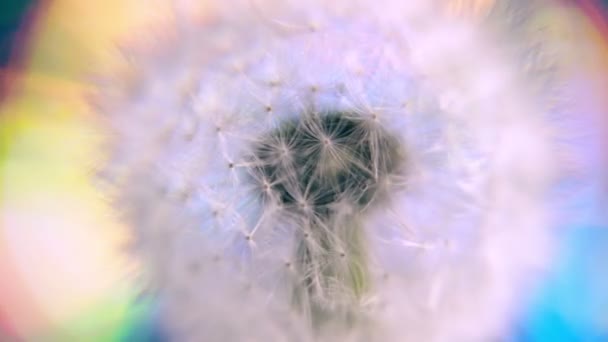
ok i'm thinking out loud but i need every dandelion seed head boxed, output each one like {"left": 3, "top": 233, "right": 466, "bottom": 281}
{"left": 97, "top": 0, "right": 572, "bottom": 340}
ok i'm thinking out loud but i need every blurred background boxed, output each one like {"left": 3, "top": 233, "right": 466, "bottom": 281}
{"left": 0, "top": 0, "right": 606, "bottom": 341}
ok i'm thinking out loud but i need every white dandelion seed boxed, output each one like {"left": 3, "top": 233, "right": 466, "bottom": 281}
{"left": 96, "top": 0, "right": 575, "bottom": 341}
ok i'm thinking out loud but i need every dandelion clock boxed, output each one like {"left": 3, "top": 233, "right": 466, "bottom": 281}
{"left": 94, "top": 0, "right": 584, "bottom": 340}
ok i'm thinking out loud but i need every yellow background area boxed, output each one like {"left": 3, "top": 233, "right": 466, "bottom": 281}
{"left": 0, "top": 0, "right": 186, "bottom": 339}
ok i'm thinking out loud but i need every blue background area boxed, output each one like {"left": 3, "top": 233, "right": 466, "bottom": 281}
{"left": 518, "top": 225, "right": 608, "bottom": 341}
{"left": 0, "top": 0, "right": 37, "bottom": 67}
{"left": 516, "top": 175, "right": 608, "bottom": 342}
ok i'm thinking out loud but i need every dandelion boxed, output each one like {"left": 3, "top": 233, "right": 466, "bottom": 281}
{"left": 97, "top": 0, "right": 571, "bottom": 340}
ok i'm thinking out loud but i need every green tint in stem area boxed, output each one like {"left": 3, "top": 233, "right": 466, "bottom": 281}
{"left": 293, "top": 216, "right": 370, "bottom": 331}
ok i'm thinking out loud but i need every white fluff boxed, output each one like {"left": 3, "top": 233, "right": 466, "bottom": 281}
{"left": 97, "top": 1, "right": 570, "bottom": 340}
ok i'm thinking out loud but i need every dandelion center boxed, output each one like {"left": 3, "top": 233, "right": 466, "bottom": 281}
{"left": 249, "top": 111, "right": 402, "bottom": 328}
{"left": 251, "top": 112, "right": 401, "bottom": 217}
